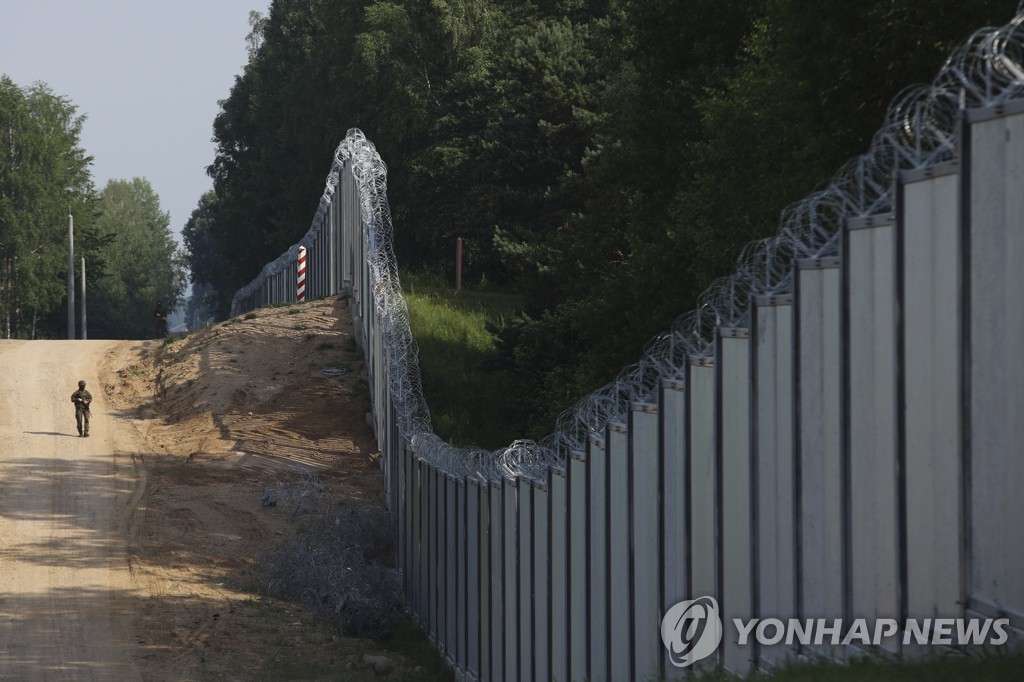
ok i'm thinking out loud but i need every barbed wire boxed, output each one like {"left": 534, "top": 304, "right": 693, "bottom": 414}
{"left": 231, "top": 11, "right": 1024, "bottom": 477}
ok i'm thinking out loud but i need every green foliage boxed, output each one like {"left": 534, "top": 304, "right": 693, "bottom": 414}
{"left": 192, "top": 0, "right": 1017, "bottom": 436}
{"left": 402, "top": 272, "right": 524, "bottom": 448}
{"left": 0, "top": 76, "right": 98, "bottom": 338}
{"left": 88, "top": 178, "right": 188, "bottom": 339}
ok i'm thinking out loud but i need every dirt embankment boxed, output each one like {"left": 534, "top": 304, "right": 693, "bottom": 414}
{"left": 104, "top": 295, "right": 440, "bottom": 681}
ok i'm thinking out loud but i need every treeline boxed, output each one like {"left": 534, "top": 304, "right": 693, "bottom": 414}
{"left": 189, "top": 0, "right": 1011, "bottom": 438}
{"left": 0, "top": 76, "right": 187, "bottom": 340}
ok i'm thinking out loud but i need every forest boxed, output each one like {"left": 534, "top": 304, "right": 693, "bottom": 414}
{"left": 187, "top": 0, "right": 1011, "bottom": 437}
{"left": 0, "top": 76, "right": 187, "bottom": 340}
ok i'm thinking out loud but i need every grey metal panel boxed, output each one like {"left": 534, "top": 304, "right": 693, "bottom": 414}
{"left": 903, "top": 171, "right": 962, "bottom": 622}
{"left": 846, "top": 220, "right": 900, "bottom": 645}
{"left": 753, "top": 301, "right": 797, "bottom": 668}
{"left": 503, "top": 478, "right": 519, "bottom": 682}
{"left": 430, "top": 468, "right": 440, "bottom": 643}
{"left": 797, "top": 265, "right": 844, "bottom": 635}
{"left": 968, "top": 97, "right": 1024, "bottom": 123}
{"left": 518, "top": 479, "right": 534, "bottom": 682}
{"left": 607, "top": 423, "right": 631, "bottom": 682}
{"left": 550, "top": 467, "right": 569, "bottom": 682}
{"left": 467, "top": 480, "right": 482, "bottom": 678}
{"left": 416, "top": 460, "right": 428, "bottom": 620}
{"left": 568, "top": 452, "right": 588, "bottom": 682}
{"left": 403, "top": 442, "right": 413, "bottom": 600}
{"left": 689, "top": 365, "right": 717, "bottom": 605}
{"left": 720, "top": 335, "right": 754, "bottom": 675}
{"left": 659, "top": 382, "right": 688, "bottom": 680}
{"left": 532, "top": 478, "right": 550, "bottom": 682}
{"left": 448, "top": 476, "right": 460, "bottom": 667}
{"left": 969, "top": 111, "right": 1024, "bottom": 617}
{"left": 588, "top": 435, "right": 609, "bottom": 680}
{"left": 489, "top": 481, "right": 503, "bottom": 680}
{"left": 630, "top": 406, "right": 661, "bottom": 682}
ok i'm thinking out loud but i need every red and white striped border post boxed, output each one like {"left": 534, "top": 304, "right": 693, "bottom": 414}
{"left": 297, "top": 246, "right": 307, "bottom": 302}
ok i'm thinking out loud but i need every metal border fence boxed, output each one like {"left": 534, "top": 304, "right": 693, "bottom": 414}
{"left": 230, "top": 13, "right": 1024, "bottom": 680}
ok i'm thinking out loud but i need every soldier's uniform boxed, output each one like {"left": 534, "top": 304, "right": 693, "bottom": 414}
{"left": 71, "top": 380, "right": 92, "bottom": 437}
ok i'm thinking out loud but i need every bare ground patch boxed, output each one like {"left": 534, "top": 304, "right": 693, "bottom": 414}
{"left": 101, "top": 296, "right": 445, "bottom": 681}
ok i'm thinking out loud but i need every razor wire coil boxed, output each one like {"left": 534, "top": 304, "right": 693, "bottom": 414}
{"left": 231, "top": 12, "right": 1024, "bottom": 481}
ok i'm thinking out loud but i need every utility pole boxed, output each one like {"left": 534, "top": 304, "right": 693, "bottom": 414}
{"left": 67, "top": 213, "right": 75, "bottom": 339}
{"left": 81, "top": 257, "right": 87, "bottom": 340}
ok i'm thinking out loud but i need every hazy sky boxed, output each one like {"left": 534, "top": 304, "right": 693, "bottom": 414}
{"left": 0, "top": 0, "right": 271, "bottom": 243}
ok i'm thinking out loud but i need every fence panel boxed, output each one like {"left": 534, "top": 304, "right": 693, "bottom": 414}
{"left": 902, "top": 166, "right": 963, "bottom": 626}
{"left": 752, "top": 298, "right": 797, "bottom": 668}
{"left": 967, "top": 106, "right": 1024, "bottom": 629}
{"left": 588, "top": 434, "right": 609, "bottom": 681}
{"left": 631, "top": 403, "right": 661, "bottom": 682}
{"left": 845, "top": 214, "right": 899, "bottom": 651}
{"left": 720, "top": 331, "right": 754, "bottom": 675}
{"left": 518, "top": 478, "right": 534, "bottom": 682}
{"left": 660, "top": 380, "right": 689, "bottom": 680}
{"left": 568, "top": 451, "right": 589, "bottom": 682}
{"left": 227, "top": 62, "right": 1024, "bottom": 675}
{"left": 550, "top": 466, "right": 569, "bottom": 682}
{"left": 688, "top": 360, "right": 718, "bottom": 672}
{"left": 467, "top": 478, "right": 483, "bottom": 679}
{"left": 532, "top": 477, "right": 551, "bottom": 682}
{"left": 608, "top": 422, "right": 632, "bottom": 681}
{"left": 488, "top": 481, "right": 503, "bottom": 681}
{"left": 447, "top": 475, "right": 460, "bottom": 667}
{"left": 503, "top": 478, "right": 519, "bottom": 682}
{"left": 431, "top": 467, "right": 441, "bottom": 645}
{"left": 796, "top": 260, "right": 844, "bottom": 658}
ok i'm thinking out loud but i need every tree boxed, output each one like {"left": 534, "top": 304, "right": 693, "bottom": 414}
{"left": 0, "top": 76, "right": 98, "bottom": 338}
{"left": 88, "top": 178, "right": 187, "bottom": 339}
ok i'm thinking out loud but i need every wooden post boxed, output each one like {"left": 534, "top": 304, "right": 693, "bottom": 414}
{"left": 456, "top": 237, "right": 463, "bottom": 291}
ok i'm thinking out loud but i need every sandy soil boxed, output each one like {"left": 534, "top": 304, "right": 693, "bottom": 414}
{"left": 0, "top": 296, "right": 431, "bottom": 681}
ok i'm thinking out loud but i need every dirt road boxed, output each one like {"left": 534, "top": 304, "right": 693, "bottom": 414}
{"left": 0, "top": 298, "right": 436, "bottom": 681}
{"left": 0, "top": 339, "right": 141, "bottom": 680}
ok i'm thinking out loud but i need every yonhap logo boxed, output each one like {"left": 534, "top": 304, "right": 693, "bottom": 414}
{"left": 661, "top": 596, "right": 723, "bottom": 667}
{"left": 660, "top": 598, "right": 1010, "bottom": 664}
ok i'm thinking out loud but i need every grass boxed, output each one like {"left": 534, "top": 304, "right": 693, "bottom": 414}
{"left": 401, "top": 272, "right": 524, "bottom": 449}
{"left": 214, "top": 599, "right": 451, "bottom": 681}
{"left": 384, "top": 618, "right": 456, "bottom": 681}
{"left": 692, "top": 651, "right": 1024, "bottom": 682}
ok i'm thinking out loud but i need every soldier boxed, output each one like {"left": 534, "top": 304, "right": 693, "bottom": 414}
{"left": 153, "top": 300, "right": 168, "bottom": 338}
{"left": 71, "top": 380, "right": 92, "bottom": 437}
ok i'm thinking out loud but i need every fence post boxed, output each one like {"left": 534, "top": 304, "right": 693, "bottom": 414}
{"left": 297, "top": 246, "right": 307, "bottom": 302}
